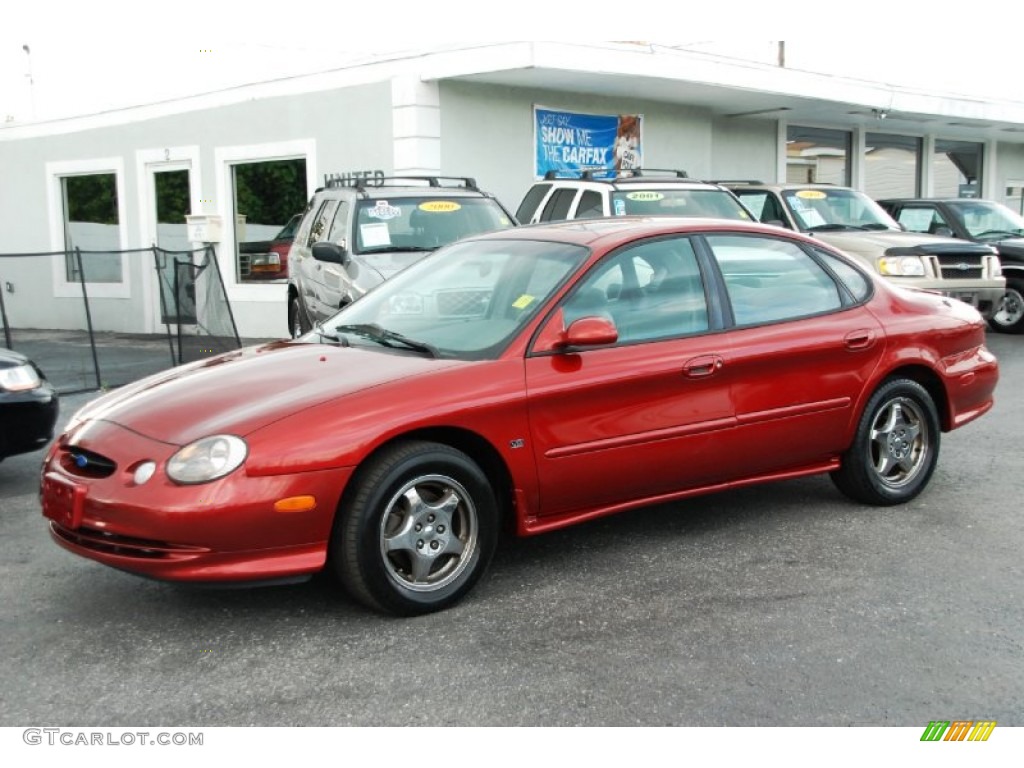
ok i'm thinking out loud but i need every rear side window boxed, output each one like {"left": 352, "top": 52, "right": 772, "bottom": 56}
{"left": 306, "top": 200, "right": 339, "bottom": 246}
{"left": 575, "top": 190, "right": 603, "bottom": 219}
{"left": 516, "top": 184, "right": 551, "bottom": 223}
{"left": 706, "top": 234, "right": 843, "bottom": 326}
{"left": 814, "top": 248, "right": 871, "bottom": 302}
{"left": 540, "top": 188, "right": 578, "bottom": 222}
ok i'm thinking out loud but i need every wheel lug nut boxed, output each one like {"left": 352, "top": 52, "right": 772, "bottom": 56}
{"left": 437, "top": 525, "right": 445, "bottom": 533}
{"left": 415, "top": 524, "right": 422, "bottom": 532}
{"left": 430, "top": 541, "right": 439, "bottom": 550}
{"left": 417, "top": 540, "right": 424, "bottom": 549}
{"left": 427, "top": 514, "right": 435, "bottom": 523}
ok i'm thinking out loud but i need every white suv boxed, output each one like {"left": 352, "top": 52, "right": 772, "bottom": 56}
{"left": 515, "top": 169, "right": 755, "bottom": 224}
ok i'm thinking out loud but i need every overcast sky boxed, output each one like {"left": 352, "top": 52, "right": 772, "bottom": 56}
{"left": 3, "top": 2, "right": 1021, "bottom": 124}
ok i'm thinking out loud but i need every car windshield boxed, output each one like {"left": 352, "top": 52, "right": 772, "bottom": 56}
{"left": 609, "top": 188, "right": 752, "bottom": 220}
{"left": 318, "top": 238, "right": 589, "bottom": 359}
{"left": 947, "top": 201, "right": 1024, "bottom": 239}
{"left": 354, "top": 197, "right": 515, "bottom": 254}
{"left": 782, "top": 188, "right": 898, "bottom": 232}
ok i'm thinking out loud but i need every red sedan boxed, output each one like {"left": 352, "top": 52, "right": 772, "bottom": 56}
{"left": 40, "top": 218, "right": 998, "bottom": 615}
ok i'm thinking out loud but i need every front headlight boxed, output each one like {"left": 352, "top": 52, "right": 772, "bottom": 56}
{"left": 877, "top": 256, "right": 925, "bottom": 277}
{"left": 0, "top": 363, "right": 41, "bottom": 392}
{"left": 166, "top": 435, "right": 248, "bottom": 485}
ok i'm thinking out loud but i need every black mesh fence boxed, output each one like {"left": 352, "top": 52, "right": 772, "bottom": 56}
{"left": 0, "top": 246, "right": 241, "bottom": 394}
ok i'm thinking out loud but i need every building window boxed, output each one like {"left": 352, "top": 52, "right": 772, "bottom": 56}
{"left": 864, "top": 133, "right": 922, "bottom": 199}
{"left": 933, "top": 140, "right": 983, "bottom": 198}
{"left": 786, "top": 126, "right": 851, "bottom": 186}
{"left": 232, "top": 158, "right": 308, "bottom": 283}
{"left": 62, "top": 172, "right": 123, "bottom": 283}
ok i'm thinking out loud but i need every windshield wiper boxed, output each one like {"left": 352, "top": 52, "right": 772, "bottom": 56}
{"left": 805, "top": 223, "right": 862, "bottom": 232}
{"left": 333, "top": 323, "right": 438, "bottom": 358}
{"left": 359, "top": 246, "right": 435, "bottom": 254}
{"left": 313, "top": 326, "right": 349, "bottom": 346}
{"left": 974, "top": 229, "right": 1024, "bottom": 239}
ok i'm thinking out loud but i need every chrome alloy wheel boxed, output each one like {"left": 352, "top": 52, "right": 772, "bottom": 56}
{"left": 378, "top": 474, "right": 478, "bottom": 593}
{"left": 867, "top": 396, "right": 930, "bottom": 490}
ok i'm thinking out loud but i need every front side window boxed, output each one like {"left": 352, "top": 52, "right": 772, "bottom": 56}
{"left": 892, "top": 205, "right": 950, "bottom": 235}
{"left": 707, "top": 234, "right": 843, "bottom": 326}
{"left": 561, "top": 236, "right": 709, "bottom": 343}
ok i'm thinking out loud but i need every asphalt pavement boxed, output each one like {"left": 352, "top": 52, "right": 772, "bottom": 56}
{"left": 1, "top": 334, "right": 1021, "bottom": 727}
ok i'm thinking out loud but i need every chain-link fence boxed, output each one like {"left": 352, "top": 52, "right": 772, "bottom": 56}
{"left": 0, "top": 246, "right": 240, "bottom": 394}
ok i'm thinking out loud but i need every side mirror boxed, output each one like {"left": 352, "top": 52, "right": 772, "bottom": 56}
{"left": 312, "top": 241, "right": 348, "bottom": 265}
{"left": 560, "top": 316, "right": 618, "bottom": 349}
{"left": 933, "top": 226, "right": 954, "bottom": 238}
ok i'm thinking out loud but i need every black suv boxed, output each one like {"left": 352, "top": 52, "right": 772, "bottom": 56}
{"left": 287, "top": 176, "right": 516, "bottom": 337}
{"left": 515, "top": 169, "right": 755, "bottom": 225}
{"left": 878, "top": 197, "right": 1024, "bottom": 333}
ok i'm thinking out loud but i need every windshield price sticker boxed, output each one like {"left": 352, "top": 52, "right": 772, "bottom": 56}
{"left": 419, "top": 201, "right": 462, "bottom": 213}
{"left": 368, "top": 200, "right": 402, "bottom": 220}
{"left": 625, "top": 191, "right": 665, "bottom": 201}
{"left": 795, "top": 190, "right": 827, "bottom": 200}
{"left": 512, "top": 294, "right": 536, "bottom": 309}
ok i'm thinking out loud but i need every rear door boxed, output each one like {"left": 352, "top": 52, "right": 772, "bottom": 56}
{"left": 703, "top": 233, "right": 885, "bottom": 476}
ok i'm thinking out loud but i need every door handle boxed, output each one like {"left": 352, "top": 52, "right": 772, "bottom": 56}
{"left": 844, "top": 329, "right": 875, "bottom": 350}
{"left": 682, "top": 354, "right": 724, "bottom": 378}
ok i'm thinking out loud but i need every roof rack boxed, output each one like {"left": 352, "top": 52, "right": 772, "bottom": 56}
{"left": 542, "top": 168, "right": 690, "bottom": 181}
{"left": 707, "top": 180, "right": 765, "bottom": 185}
{"left": 324, "top": 174, "right": 479, "bottom": 191}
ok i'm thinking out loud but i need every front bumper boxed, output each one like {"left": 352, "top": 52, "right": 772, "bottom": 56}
{"left": 40, "top": 421, "right": 353, "bottom": 584}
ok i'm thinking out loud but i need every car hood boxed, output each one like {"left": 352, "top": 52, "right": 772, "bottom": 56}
{"left": 990, "top": 237, "right": 1024, "bottom": 259}
{"left": 812, "top": 230, "right": 995, "bottom": 255}
{"left": 69, "top": 341, "right": 464, "bottom": 446}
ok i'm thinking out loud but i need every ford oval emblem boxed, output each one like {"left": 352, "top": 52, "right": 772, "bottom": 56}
{"left": 955, "top": 263, "right": 969, "bottom": 271}
{"left": 72, "top": 453, "right": 88, "bottom": 468}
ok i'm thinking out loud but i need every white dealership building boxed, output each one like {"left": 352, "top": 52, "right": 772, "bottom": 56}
{"left": 3, "top": 42, "right": 1024, "bottom": 338}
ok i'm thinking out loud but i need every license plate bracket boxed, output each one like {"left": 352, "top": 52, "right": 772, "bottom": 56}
{"left": 42, "top": 472, "right": 86, "bottom": 530}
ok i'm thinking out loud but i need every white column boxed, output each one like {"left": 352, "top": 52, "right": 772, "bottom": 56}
{"left": 921, "top": 135, "right": 936, "bottom": 197}
{"left": 391, "top": 76, "right": 441, "bottom": 176}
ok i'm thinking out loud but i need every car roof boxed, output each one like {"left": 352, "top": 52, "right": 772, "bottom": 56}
{"left": 719, "top": 181, "right": 852, "bottom": 192}
{"left": 466, "top": 215, "right": 813, "bottom": 249}
{"left": 317, "top": 175, "right": 496, "bottom": 200}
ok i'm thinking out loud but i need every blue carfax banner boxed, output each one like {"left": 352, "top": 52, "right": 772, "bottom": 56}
{"left": 534, "top": 107, "right": 643, "bottom": 178}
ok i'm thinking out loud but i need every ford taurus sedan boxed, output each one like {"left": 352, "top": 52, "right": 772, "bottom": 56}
{"left": 40, "top": 218, "right": 998, "bottom": 615}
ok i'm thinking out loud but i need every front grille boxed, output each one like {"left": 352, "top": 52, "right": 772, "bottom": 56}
{"left": 51, "top": 523, "right": 207, "bottom": 560}
{"left": 59, "top": 447, "right": 117, "bottom": 478}
{"left": 934, "top": 253, "right": 985, "bottom": 280}
{"left": 436, "top": 289, "right": 490, "bottom": 317}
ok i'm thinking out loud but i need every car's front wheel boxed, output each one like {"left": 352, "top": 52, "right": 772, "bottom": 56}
{"left": 831, "top": 378, "right": 940, "bottom": 506}
{"left": 288, "top": 293, "right": 308, "bottom": 339}
{"left": 333, "top": 440, "right": 499, "bottom": 615}
{"left": 988, "top": 277, "right": 1024, "bottom": 334}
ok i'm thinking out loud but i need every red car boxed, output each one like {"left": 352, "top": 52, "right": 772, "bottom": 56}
{"left": 40, "top": 218, "right": 998, "bottom": 615}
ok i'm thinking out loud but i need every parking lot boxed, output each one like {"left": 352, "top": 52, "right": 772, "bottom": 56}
{"left": 1, "top": 333, "right": 1021, "bottom": 727}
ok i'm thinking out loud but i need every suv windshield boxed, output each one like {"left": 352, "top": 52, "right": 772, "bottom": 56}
{"left": 609, "top": 188, "right": 751, "bottom": 220}
{"left": 354, "top": 197, "right": 514, "bottom": 254}
{"left": 947, "top": 201, "right": 1024, "bottom": 239}
{"left": 321, "top": 238, "right": 588, "bottom": 359}
{"left": 781, "top": 188, "right": 898, "bottom": 232}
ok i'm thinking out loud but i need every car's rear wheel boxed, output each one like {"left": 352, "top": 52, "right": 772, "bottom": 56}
{"left": 831, "top": 378, "right": 940, "bottom": 506}
{"left": 333, "top": 440, "right": 498, "bottom": 615}
{"left": 987, "top": 277, "right": 1024, "bottom": 334}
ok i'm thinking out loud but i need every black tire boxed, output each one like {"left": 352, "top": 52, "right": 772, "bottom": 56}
{"left": 288, "top": 293, "right": 309, "bottom": 339}
{"left": 987, "top": 277, "right": 1024, "bottom": 334}
{"left": 831, "top": 378, "right": 940, "bottom": 506}
{"left": 332, "top": 440, "right": 499, "bottom": 615}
